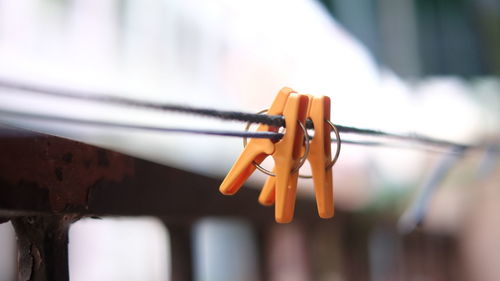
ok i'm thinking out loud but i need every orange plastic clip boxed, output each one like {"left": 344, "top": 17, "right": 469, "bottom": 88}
{"left": 258, "top": 95, "right": 334, "bottom": 219}
{"left": 219, "top": 87, "right": 294, "bottom": 195}
{"left": 219, "top": 88, "right": 309, "bottom": 223}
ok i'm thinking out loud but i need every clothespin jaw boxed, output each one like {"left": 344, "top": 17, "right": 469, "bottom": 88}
{"left": 259, "top": 169, "right": 276, "bottom": 206}
{"left": 219, "top": 87, "right": 294, "bottom": 195}
{"left": 258, "top": 95, "right": 334, "bottom": 219}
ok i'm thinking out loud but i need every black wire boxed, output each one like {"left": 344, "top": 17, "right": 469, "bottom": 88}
{"left": 0, "top": 109, "right": 284, "bottom": 140}
{"left": 334, "top": 125, "right": 466, "bottom": 148}
{"left": 0, "top": 78, "right": 285, "bottom": 126}
{"left": 0, "top": 109, "right": 466, "bottom": 154}
{"left": 0, "top": 78, "right": 476, "bottom": 149}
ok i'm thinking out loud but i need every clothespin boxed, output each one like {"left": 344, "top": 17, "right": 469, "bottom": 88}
{"left": 219, "top": 87, "right": 310, "bottom": 223}
{"left": 258, "top": 95, "right": 335, "bottom": 219}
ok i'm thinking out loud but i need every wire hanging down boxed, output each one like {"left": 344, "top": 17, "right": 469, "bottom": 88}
{"left": 0, "top": 77, "right": 476, "bottom": 149}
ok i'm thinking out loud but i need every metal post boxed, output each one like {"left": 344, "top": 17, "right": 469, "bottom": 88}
{"left": 11, "top": 215, "right": 78, "bottom": 281}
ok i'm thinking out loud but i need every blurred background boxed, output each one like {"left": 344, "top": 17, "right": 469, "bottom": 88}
{"left": 0, "top": 0, "right": 499, "bottom": 280}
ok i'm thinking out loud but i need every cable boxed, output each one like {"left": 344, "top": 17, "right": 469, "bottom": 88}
{"left": 334, "top": 125, "right": 467, "bottom": 148}
{"left": 0, "top": 78, "right": 284, "bottom": 127}
{"left": 398, "top": 146, "right": 467, "bottom": 233}
{"left": 0, "top": 110, "right": 284, "bottom": 140}
{"left": 0, "top": 77, "right": 477, "bottom": 149}
{"left": 0, "top": 109, "right": 467, "bottom": 154}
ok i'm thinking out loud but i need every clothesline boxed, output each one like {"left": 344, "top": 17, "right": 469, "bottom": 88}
{"left": 0, "top": 77, "right": 479, "bottom": 151}
{"left": 0, "top": 108, "right": 465, "bottom": 154}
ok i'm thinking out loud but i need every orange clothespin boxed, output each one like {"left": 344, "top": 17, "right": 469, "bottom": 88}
{"left": 219, "top": 87, "right": 310, "bottom": 223}
{"left": 258, "top": 95, "right": 337, "bottom": 219}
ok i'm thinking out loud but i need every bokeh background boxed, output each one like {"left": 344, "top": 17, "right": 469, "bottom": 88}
{"left": 0, "top": 0, "right": 499, "bottom": 280}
